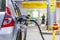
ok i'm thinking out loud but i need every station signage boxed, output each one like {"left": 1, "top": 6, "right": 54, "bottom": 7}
{"left": 50, "top": 0, "right": 55, "bottom": 12}
{"left": 50, "top": 3, "right": 55, "bottom": 12}
{"left": 56, "top": 2, "right": 60, "bottom": 8}
{"left": 50, "top": 0, "right": 54, "bottom": 3}
{"left": 22, "top": 2, "right": 47, "bottom": 8}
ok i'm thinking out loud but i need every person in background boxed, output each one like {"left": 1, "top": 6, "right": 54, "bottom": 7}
{"left": 41, "top": 14, "right": 45, "bottom": 24}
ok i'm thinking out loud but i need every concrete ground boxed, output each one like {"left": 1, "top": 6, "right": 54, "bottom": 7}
{"left": 0, "top": 24, "right": 60, "bottom": 40}
{"left": 22, "top": 24, "right": 60, "bottom": 40}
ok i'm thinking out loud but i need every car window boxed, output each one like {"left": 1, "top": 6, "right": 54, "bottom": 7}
{"left": 0, "top": 0, "right": 5, "bottom": 11}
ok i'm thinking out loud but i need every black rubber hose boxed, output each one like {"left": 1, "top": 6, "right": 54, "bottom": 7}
{"left": 27, "top": 20, "right": 45, "bottom": 40}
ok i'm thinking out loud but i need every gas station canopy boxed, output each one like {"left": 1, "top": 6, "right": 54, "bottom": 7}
{"left": 22, "top": 2, "right": 47, "bottom": 8}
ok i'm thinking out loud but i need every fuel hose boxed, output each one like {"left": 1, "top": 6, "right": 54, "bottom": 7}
{"left": 26, "top": 20, "right": 45, "bottom": 40}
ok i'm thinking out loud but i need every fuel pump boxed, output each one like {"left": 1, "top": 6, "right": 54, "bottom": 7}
{"left": 11, "top": 0, "right": 45, "bottom": 40}
{"left": 17, "top": 15, "right": 45, "bottom": 40}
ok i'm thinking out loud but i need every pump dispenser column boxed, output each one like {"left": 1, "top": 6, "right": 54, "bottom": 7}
{"left": 47, "top": 0, "right": 56, "bottom": 27}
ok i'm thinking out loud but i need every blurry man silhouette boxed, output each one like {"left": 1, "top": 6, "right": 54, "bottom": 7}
{"left": 41, "top": 14, "right": 45, "bottom": 24}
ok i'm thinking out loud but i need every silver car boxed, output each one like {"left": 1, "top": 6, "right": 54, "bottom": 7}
{"left": 0, "top": 0, "right": 21, "bottom": 40}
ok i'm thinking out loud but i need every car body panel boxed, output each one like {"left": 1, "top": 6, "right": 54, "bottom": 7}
{"left": 0, "top": 12, "right": 5, "bottom": 27}
{"left": 6, "top": 0, "right": 16, "bottom": 19}
{"left": 0, "top": 0, "right": 20, "bottom": 40}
